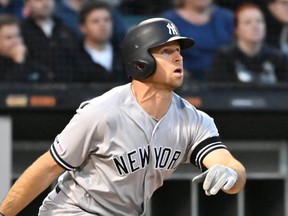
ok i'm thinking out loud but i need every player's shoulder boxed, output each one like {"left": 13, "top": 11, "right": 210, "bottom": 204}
{"left": 172, "top": 92, "right": 197, "bottom": 111}
{"left": 92, "top": 83, "right": 130, "bottom": 102}
{"left": 76, "top": 83, "right": 131, "bottom": 113}
{"left": 172, "top": 93, "right": 212, "bottom": 119}
{"left": 86, "top": 83, "right": 130, "bottom": 104}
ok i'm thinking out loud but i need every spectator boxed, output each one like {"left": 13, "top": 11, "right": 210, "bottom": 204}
{"left": 21, "top": 0, "right": 80, "bottom": 82}
{"left": 54, "top": 0, "right": 127, "bottom": 48}
{"left": 0, "top": 14, "right": 50, "bottom": 82}
{"left": 209, "top": 3, "right": 288, "bottom": 84}
{"left": 263, "top": 0, "right": 288, "bottom": 55}
{"left": 161, "top": 0, "right": 234, "bottom": 81}
{"left": 74, "top": 0, "right": 128, "bottom": 83}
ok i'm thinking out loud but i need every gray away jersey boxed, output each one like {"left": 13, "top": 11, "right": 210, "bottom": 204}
{"left": 50, "top": 83, "right": 226, "bottom": 215}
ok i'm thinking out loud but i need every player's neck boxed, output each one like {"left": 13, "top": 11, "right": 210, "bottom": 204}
{"left": 131, "top": 81, "right": 172, "bottom": 120}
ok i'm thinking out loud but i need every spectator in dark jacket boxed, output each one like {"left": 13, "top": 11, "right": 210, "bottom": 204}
{"left": 209, "top": 3, "right": 288, "bottom": 84}
{"left": 0, "top": 14, "right": 50, "bottom": 82}
{"left": 21, "top": 0, "right": 80, "bottom": 82}
{"left": 73, "top": 0, "right": 128, "bottom": 83}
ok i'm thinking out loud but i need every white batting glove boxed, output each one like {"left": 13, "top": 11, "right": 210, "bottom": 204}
{"left": 192, "top": 164, "right": 238, "bottom": 196}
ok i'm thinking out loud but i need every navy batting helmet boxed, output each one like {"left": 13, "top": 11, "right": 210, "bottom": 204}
{"left": 122, "top": 18, "right": 195, "bottom": 80}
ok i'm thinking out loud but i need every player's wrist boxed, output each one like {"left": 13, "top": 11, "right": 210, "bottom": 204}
{"left": 0, "top": 212, "right": 5, "bottom": 216}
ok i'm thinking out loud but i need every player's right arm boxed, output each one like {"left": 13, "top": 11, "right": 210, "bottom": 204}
{"left": 0, "top": 151, "right": 64, "bottom": 216}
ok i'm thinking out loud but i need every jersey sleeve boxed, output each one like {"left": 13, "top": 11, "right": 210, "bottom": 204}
{"left": 50, "top": 101, "right": 99, "bottom": 170}
{"left": 185, "top": 110, "right": 227, "bottom": 171}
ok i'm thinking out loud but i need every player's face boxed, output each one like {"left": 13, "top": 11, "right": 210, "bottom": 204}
{"left": 26, "top": 0, "right": 55, "bottom": 19}
{"left": 80, "top": 9, "right": 113, "bottom": 44}
{"left": 0, "top": 24, "right": 22, "bottom": 56}
{"left": 148, "top": 41, "right": 184, "bottom": 90}
{"left": 236, "top": 8, "right": 265, "bottom": 44}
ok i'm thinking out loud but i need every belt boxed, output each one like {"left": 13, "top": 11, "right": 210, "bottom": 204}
{"left": 55, "top": 184, "right": 61, "bottom": 194}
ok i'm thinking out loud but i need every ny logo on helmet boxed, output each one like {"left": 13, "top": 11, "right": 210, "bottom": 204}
{"left": 167, "top": 23, "right": 178, "bottom": 35}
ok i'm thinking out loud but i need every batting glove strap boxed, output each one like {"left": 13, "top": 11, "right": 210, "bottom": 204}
{"left": 0, "top": 212, "right": 5, "bottom": 216}
{"left": 193, "top": 164, "right": 238, "bottom": 196}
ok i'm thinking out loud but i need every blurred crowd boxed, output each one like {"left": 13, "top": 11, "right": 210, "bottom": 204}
{"left": 0, "top": 0, "right": 287, "bottom": 85}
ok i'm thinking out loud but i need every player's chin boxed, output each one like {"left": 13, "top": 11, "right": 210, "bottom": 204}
{"left": 171, "top": 79, "right": 184, "bottom": 90}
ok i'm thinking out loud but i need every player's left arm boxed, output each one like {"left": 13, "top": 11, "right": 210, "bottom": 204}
{"left": 190, "top": 110, "right": 246, "bottom": 195}
{"left": 193, "top": 148, "right": 246, "bottom": 195}
{"left": 205, "top": 148, "right": 246, "bottom": 194}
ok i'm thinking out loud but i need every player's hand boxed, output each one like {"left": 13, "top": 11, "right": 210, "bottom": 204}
{"left": 192, "top": 164, "right": 238, "bottom": 196}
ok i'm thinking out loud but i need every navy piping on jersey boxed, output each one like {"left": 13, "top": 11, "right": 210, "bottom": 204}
{"left": 190, "top": 136, "right": 227, "bottom": 171}
{"left": 50, "top": 144, "right": 77, "bottom": 171}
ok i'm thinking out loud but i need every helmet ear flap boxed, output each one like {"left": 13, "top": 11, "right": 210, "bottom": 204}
{"left": 129, "top": 59, "right": 156, "bottom": 80}
{"left": 133, "top": 60, "right": 147, "bottom": 72}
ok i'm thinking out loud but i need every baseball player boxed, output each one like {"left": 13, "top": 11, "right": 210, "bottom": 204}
{"left": 0, "top": 18, "right": 246, "bottom": 216}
